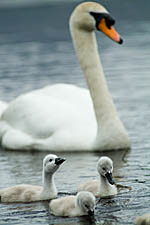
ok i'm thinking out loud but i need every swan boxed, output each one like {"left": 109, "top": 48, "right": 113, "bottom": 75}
{"left": 0, "top": 154, "right": 65, "bottom": 202}
{"left": 49, "top": 191, "right": 96, "bottom": 217}
{"left": 0, "top": 2, "right": 130, "bottom": 151}
{"left": 78, "top": 156, "right": 117, "bottom": 197}
{"left": 136, "top": 213, "right": 150, "bottom": 225}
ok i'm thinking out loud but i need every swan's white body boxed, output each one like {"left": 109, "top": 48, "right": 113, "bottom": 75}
{"left": 136, "top": 213, "right": 150, "bottom": 225}
{"left": 0, "top": 154, "right": 65, "bottom": 202}
{"left": 0, "top": 85, "right": 96, "bottom": 151}
{"left": 78, "top": 156, "right": 117, "bottom": 197}
{"left": 49, "top": 191, "right": 96, "bottom": 217}
{"left": 0, "top": 2, "right": 130, "bottom": 151}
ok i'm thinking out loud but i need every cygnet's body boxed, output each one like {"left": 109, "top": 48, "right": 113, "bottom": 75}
{"left": 0, "top": 154, "right": 65, "bottom": 203}
{"left": 78, "top": 156, "right": 117, "bottom": 197}
{"left": 49, "top": 191, "right": 96, "bottom": 217}
{"left": 136, "top": 213, "right": 150, "bottom": 225}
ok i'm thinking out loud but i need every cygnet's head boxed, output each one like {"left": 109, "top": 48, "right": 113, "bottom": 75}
{"left": 70, "top": 2, "right": 123, "bottom": 44}
{"left": 136, "top": 213, "right": 150, "bottom": 225}
{"left": 97, "top": 156, "right": 115, "bottom": 185}
{"left": 76, "top": 191, "right": 96, "bottom": 216}
{"left": 43, "top": 154, "right": 66, "bottom": 174}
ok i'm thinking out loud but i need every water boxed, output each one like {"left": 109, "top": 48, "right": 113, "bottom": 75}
{"left": 0, "top": 0, "right": 150, "bottom": 224}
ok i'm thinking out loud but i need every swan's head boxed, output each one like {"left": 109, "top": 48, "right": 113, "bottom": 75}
{"left": 97, "top": 156, "right": 115, "bottom": 185}
{"left": 76, "top": 191, "right": 96, "bottom": 216}
{"left": 70, "top": 1, "right": 122, "bottom": 44}
{"left": 43, "top": 154, "right": 66, "bottom": 174}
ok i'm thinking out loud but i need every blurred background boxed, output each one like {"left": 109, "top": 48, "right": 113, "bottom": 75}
{"left": 0, "top": 0, "right": 150, "bottom": 224}
{"left": 0, "top": 0, "right": 150, "bottom": 101}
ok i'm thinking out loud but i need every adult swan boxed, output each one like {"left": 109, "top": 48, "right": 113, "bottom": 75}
{"left": 0, "top": 2, "right": 130, "bottom": 151}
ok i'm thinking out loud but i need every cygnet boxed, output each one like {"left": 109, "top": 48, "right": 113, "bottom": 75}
{"left": 0, "top": 154, "right": 65, "bottom": 202}
{"left": 136, "top": 213, "right": 150, "bottom": 225}
{"left": 49, "top": 191, "right": 96, "bottom": 217}
{"left": 78, "top": 156, "right": 117, "bottom": 197}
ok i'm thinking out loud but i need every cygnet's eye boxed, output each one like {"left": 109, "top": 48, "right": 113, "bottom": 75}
{"left": 49, "top": 159, "right": 53, "bottom": 162}
{"left": 102, "top": 167, "right": 105, "bottom": 171}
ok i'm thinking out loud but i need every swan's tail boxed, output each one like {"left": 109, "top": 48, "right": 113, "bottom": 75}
{"left": 0, "top": 122, "right": 47, "bottom": 151}
{"left": 0, "top": 101, "right": 8, "bottom": 118}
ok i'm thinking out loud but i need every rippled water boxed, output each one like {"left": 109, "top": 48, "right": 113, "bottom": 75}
{"left": 0, "top": 1, "right": 150, "bottom": 225}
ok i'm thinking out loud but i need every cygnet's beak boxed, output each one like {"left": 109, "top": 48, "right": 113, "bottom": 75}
{"left": 105, "top": 172, "right": 115, "bottom": 185}
{"left": 88, "top": 209, "right": 94, "bottom": 216}
{"left": 55, "top": 157, "right": 66, "bottom": 165}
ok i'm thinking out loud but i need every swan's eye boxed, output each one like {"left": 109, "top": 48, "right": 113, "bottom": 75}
{"left": 49, "top": 159, "right": 53, "bottom": 162}
{"left": 89, "top": 12, "right": 115, "bottom": 30}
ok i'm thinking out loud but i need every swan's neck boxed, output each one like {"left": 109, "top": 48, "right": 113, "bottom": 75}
{"left": 100, "top": 174, "right": 110, "bottom": 188}
{"left": 41, "top": 171, "right": 57, "bottom": 199}
{"left": 71, "top": 26, "right": 130, "bottom": 149}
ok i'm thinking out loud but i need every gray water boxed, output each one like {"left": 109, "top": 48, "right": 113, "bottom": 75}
{"left": 0, "top": 0, "right": 150, "bottom": 224}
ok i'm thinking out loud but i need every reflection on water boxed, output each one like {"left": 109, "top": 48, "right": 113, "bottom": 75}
{"left": 0, "top": 1, "right": 150, "bottom": 225}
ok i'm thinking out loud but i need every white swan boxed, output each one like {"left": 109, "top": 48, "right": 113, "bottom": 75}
{"left": 0, "top": 154, "right": 65, "bottom": 202}
{"left": 136, "top": 213, "right": 150, "bottom": 225}
{"left": 0, "top": 2, "right": 130, "bottom": 151}
{"left": 49, "top": 191, "right": 96, "bottom": 217}
{"left": 78, "top": 156, "right": 117, "bottom": 197}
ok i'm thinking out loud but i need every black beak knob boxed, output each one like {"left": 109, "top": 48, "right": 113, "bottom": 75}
{"left": 55, "top": 157, "right": 66, "bottom": 165}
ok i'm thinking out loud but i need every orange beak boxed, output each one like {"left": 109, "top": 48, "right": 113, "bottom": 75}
{"left": 98, "top": 18, "right": 123, "bottom": 44}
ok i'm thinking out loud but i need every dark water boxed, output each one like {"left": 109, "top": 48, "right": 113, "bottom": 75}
{"left": 0, "top": 0, "right": 150, "bottom": 224}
